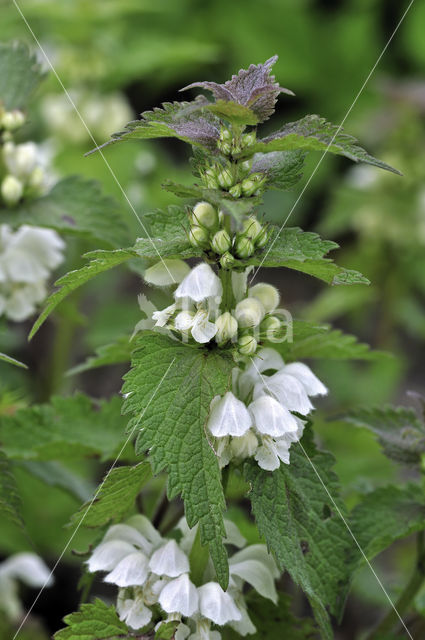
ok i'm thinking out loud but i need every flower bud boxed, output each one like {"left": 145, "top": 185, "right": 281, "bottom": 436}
{"left": 260, "top": 315, "right": 281, "bottom": 335}
{"left": 215, "top": 312, "right": 238, "bottom": 345}
{"left": 2, "top": 109, "right": 25, "bottom": 130}
{"left": 230, "top": 430, "right": 258, "bottom": 459}
{"left": 238, "top": 334, "right": 258, "bottom": 355}
{"left": 217, "top": 167, "right": 234, "bottom": 189}
{"left": 203, "top": 168, "right": 219, "bottom": 189}
{"left": 192, "top": 201, "right": 218, "bottom": 230}
{"left": 219, "top": 127, "right": 232, "bottom": 142}
{"left": 254, "top": 225, "right": 270, "bottom": 248}
{"left": 235, "top": 298, "right": 265, "bottom": 328}
{"left": 220, "top": 251, "right": 236, "bottom": 269}
{"left": 242, "top": 216, "right": 263, "bottom": 240}
{"left": 235, "top": 235, "right": 254, "bottom": 258}
{"left": 28, "top": 167, "right": 45, "bottom": 192}
{"left": 211, "top": 229, "right": 231, "bottom": 255}
{"left": 239, "top": 159, "right": 252, "bottom": 175}
{"left": 229, "top": 183, "right": 242, "bottom": 199}
{"left": 189, "top": 225, "right": 210, "bottom": 248}
{"left": 1, "top": 175, "right": 23, "bottom": 205}
{"left": 217, "top": 139, "right": 232, "bottom": 155}
{"left": 248, "top": 283, "right": 280, "bottom": 313}
{"left": 241, "top": 131, "right": 256, "bottom": 148}
{"left": 240, "top": 178, "right": 257, "bottom": 197}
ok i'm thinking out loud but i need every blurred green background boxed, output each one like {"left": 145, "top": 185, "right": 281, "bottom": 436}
{"left": 0, "top": 1, "right": 424, "bottom": 637}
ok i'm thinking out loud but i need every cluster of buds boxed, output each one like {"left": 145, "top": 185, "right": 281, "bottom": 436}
{"left": 188, "top": 201, "right": 270, "bottom": 264}
{"left": 216, "top": 126, "right": 256, "bottom": 158}
{"left": 0, "top": 107, "right": 26, "bottom": 132}
{"left": 202, "top": 162, "right": 266, "bottom": 200}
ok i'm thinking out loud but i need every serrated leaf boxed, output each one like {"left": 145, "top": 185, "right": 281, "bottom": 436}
{"left": 0, "top": 394, "right": 126, "bottom": 462}
{"left": 3, "top": 176, "right": 130, "bottom": 248}
{"left": 69, "top": 463, "right": 151, "bottom": 528}
{"left": 239, "top": 114, "right": 400, "bottom": 174}
{"left": 350, "top": 483, "right": 425, "bottom": 567}
{"left": 222, "top": 592, "right": 317, "bottom": 640}
{"left": 0, "top": 41, "right": 45, "bottom": 109}
{"left": 0, "top": 352, "right": 28, "bottom": 369}
{"left": 144, "top": 204, "right": 190, "bottom": 240}
{"left": 29, "top": 249, "right": 136, "bottom": 339}
{"left": 242, "top": 227, "right": 368, "bottom": 285}
{"left": 251, "top": 150, "right": 306, "bottom": 190}
{"left": 339, "top": 405, "right": 425, "bottom": 466}
{"left": 122, "top": 332, "right": 234, "bottom": 588}
{"left": 67, "top": 336, "right": 133, "bottom": 376}
{"left": 273, "top": 321, "right": 386, "bottom": 361}
{"left": 208, "top": 99, "right": 260, "bottom": 125}
{"left": 0, "top": 450, "right": 24, "bottom": 530}
{"left": 54, "top": 599, "right": 128, "bottom": 640}
{"left": 244, "top": 428, "right": 353, "bottom": 637}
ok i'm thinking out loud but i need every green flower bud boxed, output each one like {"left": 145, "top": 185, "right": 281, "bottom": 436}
{"left": 235, "top": 235, "right": 254, "bottom": 258}
{"left": 215, "top": 312, "right": 238, "bottom": 345}
{"left": 204, "top": 168, "right": 219, "bottom": 189}
{"left": 248, "top": 283, "right": 280, "bottom": 313}
{"left": 189, "top": 225, "right": 210, "bottom": 248}
{"left": 217, "top": 167, "right": 234, "bottom": 189}
{"left": 235, "top": 298, "right": 265, "bottom": 328}
{"left": 219, "top": 127, "right": 232, "bottom": 142}
{"left": 254, "top": 225, "right": 270, "bottom": 248}
{"left": 192, "top": 201, "right": 218, "bottom": 230}
{"left": 241, "top": 178, "right": 257, "bottom": 197}
{"left": 241, "top": 131, "right": 256, "bottom": 148}
{"left": 211, "top": 229, "right": 231, "bottom": 254}
{"left": 217, "top": 139, "right": 232, "bottom": 155}
{"left": 229, "top": 183, "right": 242, "bottom": 199}
{"left": 231, "top": 139, "right": 242, "bottom": 155}
{"left": 239, "top": 159, "right": 252, "bottom": 176}
{"left": 1, "top": 175, "right": 23, "bottom": 205}
{"left": 220, "top": 251, "right": 236, "bottom": 269}
{"left": 2, "top": 109, "right": 25, "bottom": 131}
{"left": 260, "top": 315, "right": 282, "bottom": 338}
{"left": 242, "top": 216, "right": 263, "bottom": 240}
{"left": 238, "top": 334, "right": 258, "bottom": 355}
{"left": 28, "top": 167, "right": 45, "bottom": 192}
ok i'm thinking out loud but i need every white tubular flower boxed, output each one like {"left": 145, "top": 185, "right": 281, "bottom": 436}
{"left": 283, "top": 362, "right": 328, "bottom": 397}
{"left": 214, "top": 312, "right": 238, "bottom": 344}
{"left": 1, "top": 175, "right": 23, "bottom": 205}
{"left": 229, "top": 431, "right": 258, "bottom": 460}
{"left": 87, "top": 540, "right": 136, "bottom": 573}
{"left": 258, "top": 371, "right": 313, "bottom": 415}
{"left": 248, "top": 395, "right": 298, "bottom": 438}
{"left": 149, "top": 540, "right": 190, "bottom": 578}
{"left": 248, "top": 283, "right": 280, "bottom": 313}
{"left": 103, "top": 523, "right": 153, "bottom": 555}
{"left": 175, "top": 263, "right": 222, "bottom": 303}
{"left": 229, "top": 544, "right": 280, "bottom": 580}
{"left": 224, "top": 520, "right": 246, "bottom": 549}
{"left": 0, "top": 553, "right": 53, "bottom": 621}
{"left": 144, "top": 259, "right": 190, "bottom": 287}
{"left": 229, "top": 558, "right": 277, "bottom": 604}
{"left": 207, "top": 392, "right": 252, "bottom": 438}
{"left": 152, "top": 303, "right": 176, "bottom": 327}
{"left": 191, "top": 309, "right": 218, "bottom": 344}
{"left": 104, "top": 551, "right": 150, "bottom": 587}
{"left": 234, "top": 297, "right": 265, "bottom": 328}
{"left": 255, "top": 436, "right": 291, "bottom": 471}
{"left": 189, "top": 619, "right": 221, "bottom": 640}
{"left": 125, "top": 514, "right": 164, "bottom": 547}
{"left": 175, "top": 310, "right": 196, "bottom": 332}
{"left": 159, "top": 573, "right": 199, "bottom": 617}
{"left": 117, "top": 590, "right": 152, "bottom": 630}
{"left": 231, "top": 267, "right": 253, "bottom": 303}
{"left": 198, "top": 582, "right": 241, "bottom": 625}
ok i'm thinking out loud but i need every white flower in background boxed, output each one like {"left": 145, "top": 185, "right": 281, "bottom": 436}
{"left": 207, "top": 347, "right": 327, "bottom": 471}
{"left": 0, "top": 224, "right": 65, "bottom": 321}
{"left": 87, "top": 515, "right": 279, "bottom": 637}
{"left": 2, "top": 141, "right": 55, "bottom": 199}
{"left": 0, "top": 552, "right": 53, "bottom": 621}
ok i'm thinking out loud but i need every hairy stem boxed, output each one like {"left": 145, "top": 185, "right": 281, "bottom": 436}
{"left": 367, "top": 531, "right": 425, "bottom": 639}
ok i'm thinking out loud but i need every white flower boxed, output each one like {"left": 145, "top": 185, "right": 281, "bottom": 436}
{"left": 191, "top": 309, "right": 218, "bottom": 343}
{"left": 198, "top": 582, "right": 241, "bottom": 625}
{"left": 248, "top": 283, "right": 280, "bottom": 313}
{"left": 175, "top": 263, "right": 222, "bottom": 303}
{"left": 1, "top": 175, "right": 23, "bottom": 205}
{"left": 117, "top": 589, "right": 152, "bottom": 630}
{"left": 0, "top": 553, "right": 53, "bottom": 621}
{"left": 3, "top": 142, "right": 38, "bottom": 177}
{"left": 282, "top": 362, "right": 328, "bottom": 396}
{"left": 229, "top": 431, "right": 258, "bottom": 460}
{"left": 159, "top": 573, "right": 199, "bottom": 617}
{"left": 125, "top": 514, "right": 163, "bottom": 547}
{"left": 214, "top": 312, "right": 238, "bottom": 344}
{"left": 248, "top": 395, "right": 298, "bottom": 438}
{"left": 234, "top": 297, "right": 265, "bottom": 328}
{"left": 257, "top": 371, "right": 313, "bottom": 415}
{"left": 255, "top": 436, "right": 291, "bottom": 471}
{"left": 103, "top": 523, "right": 153, "bottom": 555}
{"left": 152, "top": 303, "right": 176, "bottom": 327}
{"left": 144, "top": 259, "right": 190, "bottom": 286}
{"left": 87, "top": 540, "right": 137, "bottom": 573}
{"left": 231, "top": 267, "right": 252, "bottom": 303}
{"left": 104, "top": 551, "right": 150, "bottom": 587}
{"left": 175, "top": 310, "right": 196, "bottom": 332}
{"left": 149, "top": 540, "right": 190, "bottom": 577}
{"left": 207, "top": 392, "right": 252, "bottom": 437}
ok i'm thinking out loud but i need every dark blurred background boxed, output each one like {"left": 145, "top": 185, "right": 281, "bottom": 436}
{"left": 0, "top": 1, "right": 424, "bottom": 638}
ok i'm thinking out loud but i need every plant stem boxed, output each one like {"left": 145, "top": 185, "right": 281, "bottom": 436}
{"left": 367, "top": 531, "right": 425, "bottom": 639}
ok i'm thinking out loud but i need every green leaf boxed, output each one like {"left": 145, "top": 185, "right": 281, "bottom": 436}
{"left": 0, "top": 352, "right": 28, "bottom": 369}
{"left": 222, "top": 592, "right": 317, "bottom": 639}
{"left": 144, "top": 204, "right": 190, "bottom": 240}
{"left": 350, "top": 484, "right": 425, "bottom": 568}
{"left": 0, "top": 451, "right": 24, "bottom": 530}
{"left": 0, "top": 394, "right": 126, "bottom": 462}
{"left": 338, "top": 405, "right": 425, "bottom": 466}
{"left": 273, "top": 321, "right": 387, "bottom": 361}
{"left": 3, "top": 176, "right": 130, "bottom": 248}
{"left": 251, "top": 150, "right": 306, "bottom": 191}
{"left": 155, "top": 620, "right": 179, "bottom": 639}
{"left": 29, "top": 248, "right": 136, "bottom": 339}
{"left": 242, "top": 227, "right": 368, "bottom": 285}
{"left": 208, "top": 99, "right": 259, "bottom": 125}
{"left": 0, "top": 41, "right": 45, "bottom": 110}
{"left": 122, "top": 332, "right": 234, "bottom": 588}
{"left": 244, "top": 428, "right": 353, "bottom": 638}
{"left": 67, "top": 336, "right": 133, "bottom": 376}
{"left": 54, "top": 599, "right": 128, "bottom": 640}
{"left": 69, "top": 462, "right": 151, "bottom": 528}
{"left": 19, "top": 460, "right": 93, "bottom": 503}
{"left": 239, "top": 115, "right": 401, "bottom": 174}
